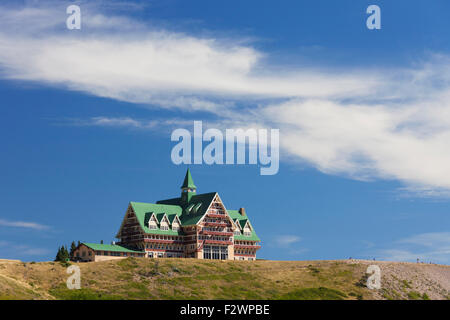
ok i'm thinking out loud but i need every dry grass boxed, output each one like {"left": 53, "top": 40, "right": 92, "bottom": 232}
{"left": 0, "top": 258, "right": 448, "bottom": 300}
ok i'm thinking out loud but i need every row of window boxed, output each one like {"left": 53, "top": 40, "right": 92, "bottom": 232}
{"left": 95, "top": 251, "right": 140, "bottom": 257}
{"left": 235, "top": 241, "right": 258, "bottom": 246}
{"left": 203, "top": 227, "right": 232, "bottom": 233}
{"left": 198, "top": 235, "right": 232, "bottom": 242}
{"left": 148, "top": 252, "right": 184, "bottom": 258}
{"left": 148, "top": 223, "right": 179, "bottom": 231}
{"left": 145, "top": 235, "right": 183, "bottom": 241}
{"left": 236, "top": 257, "right": 254, "bottom": 261}
{"left": 235, "top": 249, "right": 255, "bottom": 255}
{"left": 146, "top": 243, "right": 183, "bottom": 251}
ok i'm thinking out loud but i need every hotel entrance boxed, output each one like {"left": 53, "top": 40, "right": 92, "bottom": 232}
{"left": 203, "top": 245, "right": 228, "bottom": 260}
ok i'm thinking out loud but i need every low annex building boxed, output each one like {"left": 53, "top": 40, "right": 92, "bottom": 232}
{"left": 73, "top": 169, "right": 261, "bottom": 262}
{"left": 73, "top": 243, "right": 145, "bottom": 262}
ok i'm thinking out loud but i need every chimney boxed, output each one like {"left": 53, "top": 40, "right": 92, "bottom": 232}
{"left": 239, "top": 207, "right": 246, "bottom": 216}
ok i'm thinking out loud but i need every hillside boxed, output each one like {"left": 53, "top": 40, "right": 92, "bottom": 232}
{"left": 0, "top": 258, "right": 449, "bottom": 300}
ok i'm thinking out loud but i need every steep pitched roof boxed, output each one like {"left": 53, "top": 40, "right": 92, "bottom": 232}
{"left": 128, "top": 193, "right": 260, "bottom": 241}
{"left": 181, "top": 168, "right": 196, "bottom": 189}
{"left": 228, "top": 210, "right": 261, "bottom": 241}
{"left": 156, "top": 192, "right": 217, "bottom": 226}
{"left": 130, "top": 202, "right": 183, "bottom": 235}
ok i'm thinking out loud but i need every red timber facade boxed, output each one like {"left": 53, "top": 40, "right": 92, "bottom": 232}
{"left": 114, "top": 169, "right": 261, "bottom": 260}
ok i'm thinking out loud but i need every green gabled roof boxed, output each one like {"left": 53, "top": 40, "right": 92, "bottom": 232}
{"left": 181, "top": 168, "right": 196, "bottom": 189}
{"left": 167, "top": 213, "right": 179, "bottom": 224}
{"left": 228, "top": 210, "right": 261, "bottom": 241}
{"left": 156, "top": 192, "right": 217, "bottom": 226}
{"left": 82, "top": 243, "right": 143, "bottom": 253}
{"left": 179, "top": 192, "right": 217, "bottom": 225}
{"left": 156, "top": 197, "right": 181, "bottom": 206}
{"left": 128, "top": 193, "right": 260, "bottom": 240}
{"left": 130, "top": 202, "right": 183, "bottom": 235}
{"left": 156, "top": 212, "right": 167, "bottom": 223}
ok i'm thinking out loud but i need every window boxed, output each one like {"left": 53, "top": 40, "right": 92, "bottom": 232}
{"left": 161, "top": 225, "right": 169, "bottom": 230}
{"left": 149, "top": 225, "right": 157, "bottom": 230}
{"left": 244, "top": 231, "right": 251, "bottom": 236}
{"left": 203, "top": 245, "right": 228, "bottom": 260}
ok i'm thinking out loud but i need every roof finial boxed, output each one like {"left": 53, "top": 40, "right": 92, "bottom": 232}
{"left": 181, "top": 168, "right": 197, "bottom": 190}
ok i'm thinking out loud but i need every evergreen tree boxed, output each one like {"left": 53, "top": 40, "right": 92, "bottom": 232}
{"left": 54, "top": 246, "right": 62, "bottom": 262}
{"left": 69, "top": 241, "right": 77, "bottom": 258}
{"left": 62, "top": 246, "right": 69, "bottom": 261}
{"left": 100, "top": 240, "right": 103, "bottom": 244}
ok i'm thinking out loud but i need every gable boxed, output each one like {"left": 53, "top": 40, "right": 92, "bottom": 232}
{"left": 115, "top": 204, "right": 142, "bottom": 238}
{"left": 228, "top": 209, "right": 260, "bottom": 241}
{"left": 129, "top": 202, "right": 183, "bottom": 235}
{"left": 178, "top": 192, "right": 217, "bottom": 225}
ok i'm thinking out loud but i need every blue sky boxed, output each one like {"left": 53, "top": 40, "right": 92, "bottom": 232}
{"left": 0, "top": 0, "right": 449, "bottom": 264}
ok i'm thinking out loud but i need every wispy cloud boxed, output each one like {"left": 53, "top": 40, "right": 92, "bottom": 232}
{"left": 2, "top": 1, "right": 450, "bottom": 195}
{"left": 0, "top": 240, "right": 51, "bottom": 256}
{"left": 0, "top": 219, "right": 50, "bottom": 230}
{"left": 275, "top": 235, "right": 301, "bottom": 247}
{"left": 375, "top": 232, "right": 450, "bottom": 264}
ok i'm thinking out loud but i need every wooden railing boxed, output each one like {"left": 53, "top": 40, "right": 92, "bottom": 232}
{"left": 200, "top": 230, "right": 233, "bottom": 236}
{"left": 204, "top": 239, "right": 233, "bottom": 245}
{"left": 234, "top": 244, "right": 261, "bottom": 249}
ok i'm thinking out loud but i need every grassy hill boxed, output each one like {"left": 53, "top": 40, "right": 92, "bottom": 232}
{"left": 0, "top": 258, "right": 449, "bottom": 300}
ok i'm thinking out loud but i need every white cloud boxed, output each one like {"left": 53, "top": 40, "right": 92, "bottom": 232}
{"left": 275, "top": 235, "right": 301, "bottom": 247}
{"left": 0, "top": 219, "right": 49, "bottom": 230}
{"left": 398, "top": 232, "right": 450, "bottom": 247}
{"left": 263, "top": 93, "right": 450, "bottom": 189}
{"left": 0, "top": 240, "right": 51, "bottom": 256}
{"left": 2, "top": 2, "right": 450, "bottom": 194}
{"left": 376, "top": 232, "right": 450, "bottom": 264}
{"left": 62, "top": 116, "right": 193, "bottom": 131}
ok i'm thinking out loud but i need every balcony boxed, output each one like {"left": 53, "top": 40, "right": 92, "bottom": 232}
{"left": 234, "top": 244, "right": 261, "bottom": 249}
{"left": 200, "top": 230, "right": 233, "bottom": 236}
{"left": 207, "top": 213, "right": 226, "bottom": 218}
{"left": 204, "top": 239, "right": 233, "bottom": 245}
{"left": 203, "top": 221, "right": 228, "bottom": 227}
{"left": 144, "top": 238, "right": 183, "bottom": 244}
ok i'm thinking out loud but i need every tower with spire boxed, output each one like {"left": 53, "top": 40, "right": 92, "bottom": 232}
{"left": 181, "top": 168, "right": 196, "bottom": 205}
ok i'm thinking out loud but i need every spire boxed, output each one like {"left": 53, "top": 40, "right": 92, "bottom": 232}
{"left": 181, "top": 168, "right": 196, "bottom": 205}
{"left": 181, "top": 168, "right": 196, "bottom": 190}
